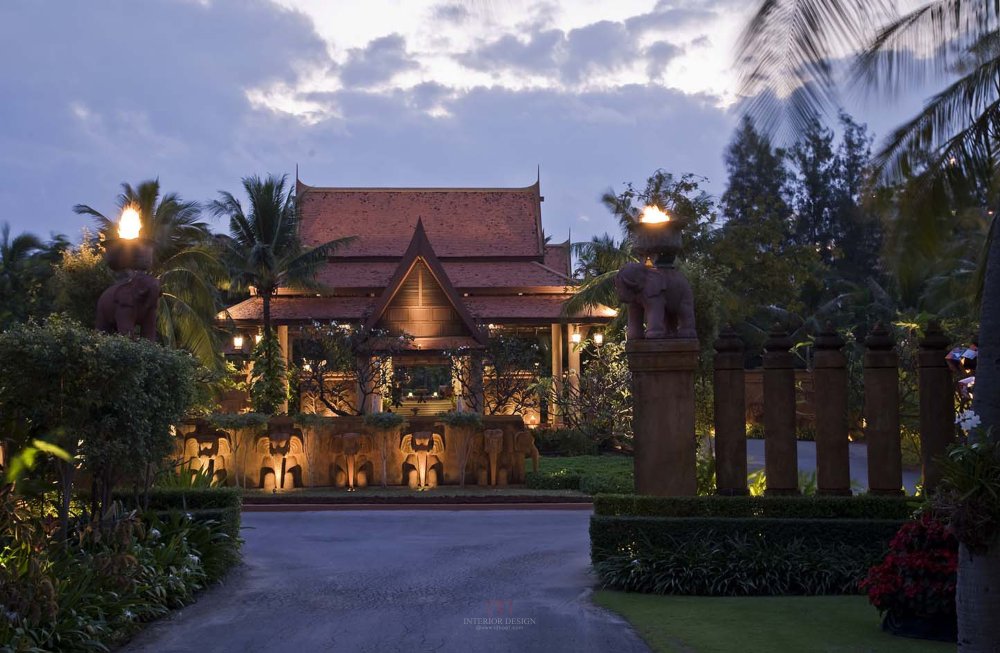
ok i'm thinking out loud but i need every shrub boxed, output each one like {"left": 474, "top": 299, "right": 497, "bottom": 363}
{"left": 533, "top": 428, "right": 598, "bottom": 456}
{"left": 860, "top": 514, "right": 957, "bottom": 623}
{"left": 593, "top": 494, "right": 917, "bottom": 519}
{"left": 363, "top": 412, "right": 407, "bottom": 430}
{"left": 590, "top": 515, "right": 905, "bottom": 596}
{"left": 526, "top": 455, "right": 634, "bottom": 494}
{"left": 437, "top": 410, "right": 483, "bottom": 428}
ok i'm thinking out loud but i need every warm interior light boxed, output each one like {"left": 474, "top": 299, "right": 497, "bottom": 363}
{"left": 232, "top": 335, "right": 244, "bottom": 349}
{"left": 570, "top": 331, "right": 582, "bottom": 344}
{"left": 639, "top": 205, "right": 670, "bottom": 224}
{"left": 594, "top": 332, "right": 604, "bottom": 345}
{"left": 118, "top": 206, "right": 142, "bottom": 239}
{"left": 254, "top": 333, "right": 263, "bottom": 344}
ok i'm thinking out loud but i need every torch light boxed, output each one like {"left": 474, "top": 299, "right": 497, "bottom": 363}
{"left": 106, "top": 205, "right": 154, "bottom": 271}
{"left": 633, "top": 205, "right": 685, "bottom": 270}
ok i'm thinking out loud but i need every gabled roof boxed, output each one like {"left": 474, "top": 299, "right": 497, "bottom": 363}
{"left": 362, "top": 220, "right": 487, "bottom": 345}
{"left": 297, "top": 180, "right": 543, "bottom": 258}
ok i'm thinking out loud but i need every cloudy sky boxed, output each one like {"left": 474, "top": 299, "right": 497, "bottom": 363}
{"left": 0, "top": 0, "right": 926, "bottom": 244}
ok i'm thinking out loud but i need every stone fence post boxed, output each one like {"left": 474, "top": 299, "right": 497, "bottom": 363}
{"left": 763, "top": 325, "right": 799, "bottom": 495}
{"left": 864, "top": 322, "right": 903, "bottom": 495}
{"left": 813, "top": 324, "right": 851, "bottom": 495}
{"left": 713, "top": 326, "right": 747, "bottom": 495}
{"left": 918, "top": 321, "right": 955, "bottom": 492}
{"left": 627, "top": 338, "right": 700, "bottom": 496}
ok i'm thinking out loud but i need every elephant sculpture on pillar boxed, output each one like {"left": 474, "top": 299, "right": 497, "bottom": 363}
{"left": 333, "top": 432, "right": 372, "bottom": 491}
{"left": 96, "top": 272, "right": 161, "bottom": 340}
{"left": 400, "top": 432, "right": 444, "bottom": 490}
{"left": 614, "top": 261, "right": 695, "bottom": 339}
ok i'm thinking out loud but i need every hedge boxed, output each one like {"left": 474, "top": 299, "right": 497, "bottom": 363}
{"left": 113, "top": 487, "right": 243, "bottom": 511}
{"left": 593, "top": 494, "right": 917, "bottom": 520}
{"left": 590, "top": 515, "right": 906, "bottom": 596}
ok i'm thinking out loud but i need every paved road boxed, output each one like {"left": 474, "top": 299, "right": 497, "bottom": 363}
{"left": 744, "top": 440, "right": 921, "bottom": 494}
{"left": 123, "top": 510, "right": 649, "bottom": 653}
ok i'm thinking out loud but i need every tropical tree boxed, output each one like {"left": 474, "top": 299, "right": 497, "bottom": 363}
{"left": 74, "top": 180, "right": 225, "bottom": 367}
{"left": 738, "top": 2, "right": 1000, "bottom": 648}
{"left": 210, "top": 174, "right": 354, "bottom": 413}
{"left": 0, "top": 224, "right": 43, "bottom": 328}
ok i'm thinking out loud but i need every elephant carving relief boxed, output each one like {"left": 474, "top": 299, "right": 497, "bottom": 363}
{"left": 400, "top": 431, "right": 444, "bottom": 490}
{"left": 476, "top": 429, "right": 507, "bottom": 486}
{"left": 181, "top": 424, "right": 232, "bottom": 484}
{"left": 614, "top": 261, "right": 695, "bottom": 339}
{"left": 96, "top": 272, "right": 161, "bottom": 340}
{"left": 332, "top": 432, "right": 373, "bottom": 491}
{"left": 255, "top": 418, "right": 306, "bottom": 490}
{"left": 508, "top": 430, "right": 540, "bottom": 484}
{"left": 472, "top": 429, "right": 540, "bottom": 486}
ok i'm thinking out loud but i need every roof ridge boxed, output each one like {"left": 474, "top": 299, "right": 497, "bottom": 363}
{"left": 298, "top": 182, "right": 540, "bottom": 193}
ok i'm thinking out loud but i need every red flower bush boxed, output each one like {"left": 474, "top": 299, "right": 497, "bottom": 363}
{"left": 860, "top": 514, "right": 957, "bottom": 619}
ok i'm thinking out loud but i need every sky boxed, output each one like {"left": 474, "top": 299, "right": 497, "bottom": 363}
{"left": 0, "top": 0, "right": 931, "bottom": 245}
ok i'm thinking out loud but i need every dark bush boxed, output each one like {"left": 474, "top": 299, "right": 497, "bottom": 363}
{"left": 533, "top": 428, "right": 599, "bottom": 456}
{"left": 590, "top": 515, "right": 905, "bottom": 596}
{"left": 594, "top": 494, "right": 917, "bottom": 519}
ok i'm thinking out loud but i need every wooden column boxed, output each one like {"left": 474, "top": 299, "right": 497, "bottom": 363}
{"left": 763, "top": 325, "right": 799, "bottom": 495}
{"left": 813, "top": 324, "right": 851, "bottom": 495}
{"left": 567, "top": 324, "right": 583, "bottom": 392}
{"left": 550, "top": 323, "right": 564, "bottom": 426}
{"left": 713, "top": 326, "right": 747, "bottom": 495}
{"left": 277, "top": 325, "right": 290, "bottom": 413}
{"left": 864, "top": 322, "right": 903, "bottom": 495}
{"left": 627, "top": 338, "right": 700, "bottom": 496}
{"left": 918, "top": 321, "right": 955, "bottom": 492}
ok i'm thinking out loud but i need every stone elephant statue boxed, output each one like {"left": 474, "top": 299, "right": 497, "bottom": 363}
{"left": 506, "top": 430, "right": 540, "bottom": 484}
{"left": 96, "top": 272, "right": 161, "bottom": 340}
{"left": 614, "top": 261, "right": 695, "bottom": 339}
{"left": 332, "top": 432, "right": 372, "bottom": 491}
{"left": 475, "top": 429, "right": 507, "bottom": 486}
{"left": 401, "top": 432, "right": 444, "bottom": 490}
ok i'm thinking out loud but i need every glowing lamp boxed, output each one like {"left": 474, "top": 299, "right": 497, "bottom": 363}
{"left": 594, "top": 332, "right": 604, "bottom": 345}
{"left": 233, "top": 335, "right": 244, "bottom": 349}
{"left": 639, "top": 205, "right": 670, "bottom": 224}
{"left": 254, "top": 333, "right": 263, "bottom": 344}
{"left": 570, "top": 331, "right": 582, "bottom": 345}
{"left": 633, "top": 204, "right": 685, "bottom": 270}
{"left": 118, "top": 206, "right": 142, "bottom": 239}
{"left": 106, "top": 206, "right": 153, "bottom": 271}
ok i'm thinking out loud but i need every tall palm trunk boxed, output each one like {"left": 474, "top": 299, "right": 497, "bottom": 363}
{"left": 960, "top": 212, "right": 1000, "bottom": 652}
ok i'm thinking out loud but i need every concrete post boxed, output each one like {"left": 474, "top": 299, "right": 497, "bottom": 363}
{"left": 918, "top": 321, "right": 955, "bottom": 492}
{"left": 813, "top": 323, "right": 851, "bottom": 495}
{"left": 763, "top": 325, "right": 799, "bottom": 495}
{"left": 627, "top": 338, "right": 700, "bottom": 496}
{"left": 864, "top": 322, "right": 903, "bottom": 495}
{"left": 713, "top": 326, "right": 747, "bottom": 495}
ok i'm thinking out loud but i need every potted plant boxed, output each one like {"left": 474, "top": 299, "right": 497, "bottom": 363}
{"left": 861, "top": 513, "right": 958, "bottom": 641}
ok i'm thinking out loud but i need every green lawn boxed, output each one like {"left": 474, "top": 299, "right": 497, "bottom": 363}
{"left": 537, "top": 454, "right": 633, "bottom": 476}
{"left": 593, "top": 592, "right": 953, "bottom": 653}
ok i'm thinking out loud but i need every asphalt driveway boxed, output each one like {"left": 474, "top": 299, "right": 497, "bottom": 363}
{"left": 122, "top": 510, "right": 648, "bottom": 653}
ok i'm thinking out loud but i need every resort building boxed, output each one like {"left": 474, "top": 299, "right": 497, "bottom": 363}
{"left": 222, "top": 176, "right": 615, "bottom": 424}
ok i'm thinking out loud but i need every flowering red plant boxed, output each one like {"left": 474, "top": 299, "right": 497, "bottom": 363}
{"left": 860, "top": 514, "right": 957, "bottom": 619}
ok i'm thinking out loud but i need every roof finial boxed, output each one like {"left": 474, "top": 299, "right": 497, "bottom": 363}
{"left": 536, "top": 164, "right": 540, "bottom": 185}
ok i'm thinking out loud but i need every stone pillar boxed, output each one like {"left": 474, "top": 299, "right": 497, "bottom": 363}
{"left": 864, "top": 322, "right": 903, "bottom": 495}
{"left": 550, "top": 323, "right": 564, "bottom": 426}
{"left": 813, "top": 324, "right": 851, "bottom": 495}
{"left": 918, "top": 321, "right": 955, "bottom": 492}
{"left": 713, "top": 326, "right": 747, "bottom": 495}
{"left": 627, "top": 338, "right": 700, "bottom": 496}
{"left": 763, "top": 326, "right": 799, "bottom": 495}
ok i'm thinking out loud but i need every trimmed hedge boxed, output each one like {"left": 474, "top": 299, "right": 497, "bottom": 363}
{"left": 594, "top": 494, "right": 917, "bottom": 520}
{"left": 590, "top": 515, "right": 906, "bottom": 596}
{"left": 114, "top": 487, "right": 243, "bottom": 511}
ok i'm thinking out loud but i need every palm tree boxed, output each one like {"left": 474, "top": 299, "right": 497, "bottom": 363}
{"left": 210, "top": 174, "right": 355, "bottom": 412}
{"left": 738, "top": 2, "right": 999, "bottom": 648}
{"left": 211, "top": 173, "right": 355, "bottom": 338}
{"left": 0, "top": 223, "right": 43, "bottom": 327}
{"left": 74, "top": 180, "right": 225, "bottom": 367}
